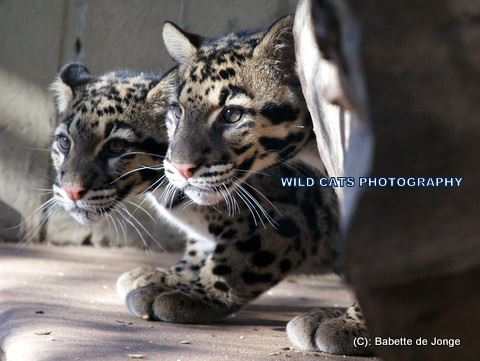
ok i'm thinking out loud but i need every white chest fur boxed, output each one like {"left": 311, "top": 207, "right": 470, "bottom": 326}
{"left": 147, "top": 193, "right": 216, "bottom": 252}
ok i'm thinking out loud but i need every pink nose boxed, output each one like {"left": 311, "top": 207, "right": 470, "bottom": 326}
{"left": 171, "top": 163, "right": 197, "bottom": 179}
{"left": 61, "top": 185, "right": 86, "bottom": 201}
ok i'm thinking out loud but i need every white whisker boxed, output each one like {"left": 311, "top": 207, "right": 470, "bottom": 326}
{"left": 117, "top": 203, "right": 165, "bottom": 252}
{"left": 110, "top": 165, "right": 164, "bottom": 185}
{"left": 127, "top": 200, "right": 156, "bottom": 223}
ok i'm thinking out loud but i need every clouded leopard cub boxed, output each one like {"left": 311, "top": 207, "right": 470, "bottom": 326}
{"left": 50, "top": 16, "right": 370, "bottom": 356}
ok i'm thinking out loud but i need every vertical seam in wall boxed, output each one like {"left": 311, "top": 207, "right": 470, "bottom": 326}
{"left": 75, "top": 1, "right": 87, "bottom": 63}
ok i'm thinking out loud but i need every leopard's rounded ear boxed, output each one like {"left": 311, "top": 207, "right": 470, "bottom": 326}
{"left": 50, "top": 63, "right": 91, "bottom": 113}
{"left": 163, "top": 22, "right": 201, "bottom": 65}
{"left": 253, "top": 15, "right": 295, "bottom": 70}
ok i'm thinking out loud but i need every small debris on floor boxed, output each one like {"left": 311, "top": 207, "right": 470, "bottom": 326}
{"left": 35, "top": 310, "right": 44, "bottom": 314}
{"left": 239, "top": 335, "right": 245, "bottom": 339}
{"left": 180, "top": 340, "right": 192, "bottom": 344}
{"left": 34, "top": 331, "right": 51, "bottom": 336}
{"left": 269, "top": 347, "right": 295, "bottom": 357}
{"left": 128, "top": 354, "right": 147, "bottom": 359}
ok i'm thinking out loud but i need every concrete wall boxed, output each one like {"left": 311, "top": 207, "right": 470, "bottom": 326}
{"left": 0, "top": 0, "right": 297, "bottom": 248}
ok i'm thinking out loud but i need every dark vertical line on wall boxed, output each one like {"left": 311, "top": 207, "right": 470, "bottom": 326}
{"left": 74, "top": 1, "right": 87, "bottom": 63}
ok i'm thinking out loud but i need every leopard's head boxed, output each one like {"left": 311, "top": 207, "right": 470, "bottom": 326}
{"left": 161, "top": 16, "right": 311, "bottom": 206}
{"left": 50, "top": 63, "right": 174, "bottom": 224}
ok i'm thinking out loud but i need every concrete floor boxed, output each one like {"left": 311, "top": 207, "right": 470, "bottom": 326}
{"left": 0, "top": 244, "right": 377, "bottom": 361}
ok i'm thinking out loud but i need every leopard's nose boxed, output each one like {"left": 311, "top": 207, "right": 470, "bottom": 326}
{"left": 61, "top": 185, "right": 86, "bottom": 200}
{"left": 171, "top": 163, "right": 198, "bottom": 179}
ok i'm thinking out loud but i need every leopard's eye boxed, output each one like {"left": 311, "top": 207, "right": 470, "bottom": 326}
{"left": 107, "top": 139, "right": 128, "bottom": 156}
{"left": 222, "top": 107, "right": 243, "bottom": 123}
{"left": 171, "top": 104, "right": 183, "bottom": 121}
{"left": 57, "top": 136, "right": 71, "bottom": 152}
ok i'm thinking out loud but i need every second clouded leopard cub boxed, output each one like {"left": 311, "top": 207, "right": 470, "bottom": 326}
{"left": 50, "top": 17, "right": 370, "bottom": 356}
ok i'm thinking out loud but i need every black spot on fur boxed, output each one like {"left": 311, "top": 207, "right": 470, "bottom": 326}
{"left": 61, "top": 114, "right": 75, "bottom": 127}
{"left": 259, "top": 132, "right": 305, "bottom": 152}
{"left": 214, "top": 281, "right": 229, "bottom": 292}
{"left": 214, "top": 244, "right": 226, "bottom": 254}
{"left": 137, "top": 137, "right": 168, "bottom": 158}
{"left": 219, "top": 87, "right": 229, "bottom": 106}
{"left": 260, "top": 102, "right": 299, "bottom": 124}
{"left": 138, "top": 167, "right": 161, "bottom": 183}
{"left": 276, "top": 217, "right": 300, "bottom": 237}
{"left": 236, "top": 235, "right": 261, "bottom": 252}
{"left": 279, "top": 259, "right": 292, "bottom": 273}
{"left": 220, "top": 228, "right": 238, "bottom": 240}
{"left": 241, "top": 271, "right": 273, "bottom": 284}
{"left": 252, "top": 251, "right": 276, "bottom": 267}
{"left": 212, "top": 265, "right": 232, "bottom": 276}
{"left": 104, "top": 122, "right": 114, "bottom": 138}
{"left": 104, "top": 119, "right": 136, "bottom": 138}
{"left": 237, "top": 152, "right": 256, "bottom": 172}
{"left": 219, "top": 69, "right": 229, "bottom": 79}
{"left": 228, "top": 86, "right": 251, "bottom": 100}
{"left": 233, "top": 144, "right": 253, "bottom": 155}
{"left": 208, "top": 223, "right": 223, "bottom": 236}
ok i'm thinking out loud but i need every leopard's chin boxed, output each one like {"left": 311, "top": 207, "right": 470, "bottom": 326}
{"left": 67, "top": 208, "right": 104, "bottom": 225}
{"left": 59, "top": 200, "right": 112, "bottom": 225}
{"left": 184, "top": 186, "right": 223, "bottom": 206}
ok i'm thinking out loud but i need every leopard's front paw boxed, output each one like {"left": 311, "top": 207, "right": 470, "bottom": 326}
{"left": 116, "top": 266, "right": 167, "bottom": 300}
{"left": 117, "top": 266, "right": 234, "bottom": 323}
{"left": 286, "top": 307, "right": 373, "bottom": 356}
{"left": 127, "top": 287, "right": 230, "bottom": 323}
